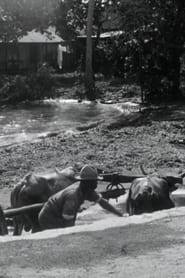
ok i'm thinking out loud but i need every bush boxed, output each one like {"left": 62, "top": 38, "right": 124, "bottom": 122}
{"left": 26, "top": 63, "right": 55, "bottom": 100}
{"left": 0, "top": 63, "right": 56, "bottom": 104}
{"left": 0, "top": 75, "right": 30, "bottom": 104}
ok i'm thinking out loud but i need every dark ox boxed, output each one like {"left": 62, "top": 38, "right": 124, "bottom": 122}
{"left": 126, "top": 171, "right": 185, "bottom": 215}
{"left": 10, "top": 166, "right": 77, "bottom": 235}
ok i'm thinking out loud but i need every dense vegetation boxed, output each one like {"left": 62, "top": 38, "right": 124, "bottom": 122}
{"left": 0, "top": 64, "right": 57, "bottom": 104}
{"left": 0, "top": 0, "right": 185, "bottom": 103}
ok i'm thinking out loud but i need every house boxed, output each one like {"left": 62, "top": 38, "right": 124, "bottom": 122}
{"left": 0, "top": 27, "right": 71, "bottom": 73}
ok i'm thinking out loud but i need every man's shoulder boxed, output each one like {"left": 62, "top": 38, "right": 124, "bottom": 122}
{"left": 50, "top": 182, "right": 79, "bottom": 200}
{"left": 63, "top": 182, "right": 79, "bottom": 195}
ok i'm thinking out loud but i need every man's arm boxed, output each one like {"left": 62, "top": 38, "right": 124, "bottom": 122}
{"left": 98, "top": 197, "right": 123, "bottom": 217}
{"left": 86, "top": 190, "right": 123, "bottom": 217}
{"left": 61, "top": 199, "right": 76, "bottom": 226}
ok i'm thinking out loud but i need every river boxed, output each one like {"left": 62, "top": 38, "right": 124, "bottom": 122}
{"left": 0, "top": 99, "right": 122, "bottom": 147}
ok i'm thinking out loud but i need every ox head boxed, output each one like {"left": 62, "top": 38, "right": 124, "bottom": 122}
{"left": 140, "top": 165, "right": 185, "bottom": 192}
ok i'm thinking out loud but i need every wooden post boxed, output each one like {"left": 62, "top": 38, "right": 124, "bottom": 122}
{"left": 0, "top": 206, "right": 8, "bottom": 235}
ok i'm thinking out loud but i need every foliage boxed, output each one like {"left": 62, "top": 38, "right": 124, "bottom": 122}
{"left": 54, "top": 0, "right": 120, "bottom": 40}
{"left": 116, "top": 0, "right": 185, "bottom": 102}
{"left": 0, "top": 0, "right": 58, "bottom": 41}
{"left": 0, "top": 64, "right": 55, "bottom": 104}
{"left": 91, "top": 0, "right": 185, "bottom": 102}
{"left": 1, "top": 0, "right": 185, "bottom": 103}
{"left": 27, "top": 63, "right": 56, "bottom": 100}
{"left": 54, "top": 0, "right": 120, "bottom": 100}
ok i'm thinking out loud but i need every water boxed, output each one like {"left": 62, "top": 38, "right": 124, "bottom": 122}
{"left": 0, "top": 99, "right": 121, "bottom": 147}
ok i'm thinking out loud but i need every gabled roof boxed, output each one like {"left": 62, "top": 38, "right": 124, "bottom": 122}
{"left": 18, "top": 27, "right": 63, "bottom": 43}
{"left": 99, "top": 30, "right": 124, "bottom": 38}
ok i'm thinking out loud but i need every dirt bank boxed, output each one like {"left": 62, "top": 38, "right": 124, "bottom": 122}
{"left": 1, "top": 208, "right": 185, "bottom": 278}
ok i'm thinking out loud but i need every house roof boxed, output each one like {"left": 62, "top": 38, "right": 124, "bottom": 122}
{"left": 77, "top": 30, "right": 124, "bottom": 39}
{"left": 18, "top": 27, "right": 63, "bottom": 43}
{"left": 99, "top": 30, "right": 124, "bottom": 38}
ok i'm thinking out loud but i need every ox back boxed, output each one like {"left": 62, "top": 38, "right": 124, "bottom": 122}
{"left": 10, "top": 167, "right": 77, "bottom": 235}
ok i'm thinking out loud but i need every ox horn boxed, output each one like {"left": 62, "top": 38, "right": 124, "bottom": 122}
{"left": 179, "top": 171, "right": 185, "bottom": 178}
{"left": 55, "top": 167, "right": 60, "bottom": 174}
{"left": 25, "top": 172, "right": 32, "bottom": 182}
{"left": 140, "top": 164, "right": 149, "bottom": 175}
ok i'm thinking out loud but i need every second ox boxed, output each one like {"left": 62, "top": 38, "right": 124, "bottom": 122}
{"left": 126, "top": 169, "right": 185, "bottom": 215}
{"left": 10, "top": 166, "right": 77, "bottom": 235}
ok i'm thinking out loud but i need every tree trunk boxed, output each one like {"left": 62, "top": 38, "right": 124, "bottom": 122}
{"left": 169, "top": 1, "right": 185, "bottom": 99}
{"left": 85, "top": 0, "right": 96, "bottom": 100}
{"left": 170, "top": 50, "right": 182, "bottom": 99}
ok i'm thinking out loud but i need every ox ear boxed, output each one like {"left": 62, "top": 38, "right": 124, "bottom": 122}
{"left": 55, "top": 167, "right": 60, "bottom": 175}
{"left": 73, "top": 163, "right": 83, "bottom": 172}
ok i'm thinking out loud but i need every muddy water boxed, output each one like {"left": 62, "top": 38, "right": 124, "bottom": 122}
{"left": 0, "top": 99, "right": 121, "bottom": 147}
{"left": 1, "top": 196, "right": 185, "bottom": 242}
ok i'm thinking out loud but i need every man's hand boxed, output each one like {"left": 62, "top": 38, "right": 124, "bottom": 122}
{"left": 99, "top": 198, "right": 123, "bottom": 217}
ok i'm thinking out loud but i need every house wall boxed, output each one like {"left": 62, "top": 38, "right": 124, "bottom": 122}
{"left": 0, "top": 42, "right": 73, "bottom": 73}
{"left": 19, "top": 44, "right": 29, "bottom": 70}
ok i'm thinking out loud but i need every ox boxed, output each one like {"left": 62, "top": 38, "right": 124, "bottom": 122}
{"left": 126, "top": 171, "right": 185, "bottom": 215}
{"left": 10, "top": 166, "right": 77, "bottom": 235}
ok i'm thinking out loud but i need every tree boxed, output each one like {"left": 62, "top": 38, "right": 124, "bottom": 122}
{"left": 54, "top": 0, "right": 120, "bottom": 100}
{"left": 54, "top": 0, "right": 86, "bottom": 40}
{"left": 118, "top": 0, "right": 185, "bottom": 102}
{"left": 55, "top": 0, "right": 120, "bottom": 40}
{"left": 0, "top": 0, "right": 58, "bottom": 41}
{"left": 85, "top": 0, "right": 96, "bottom": 100}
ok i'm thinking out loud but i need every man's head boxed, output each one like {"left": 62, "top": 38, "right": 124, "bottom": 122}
{"left": 77, "top": 165, "right": 102, "bottom": 191}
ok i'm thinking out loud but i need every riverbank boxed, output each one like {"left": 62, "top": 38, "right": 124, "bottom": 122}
{"left": 1, "top": 80, "right": 185, "bottom": 277}
{"left": 0, "top": 83, "right": 185, "bottom": 207}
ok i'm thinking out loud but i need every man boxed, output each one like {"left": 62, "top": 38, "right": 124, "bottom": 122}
{"left": 38, "top": 165, "right": 123, "bottom": 230}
